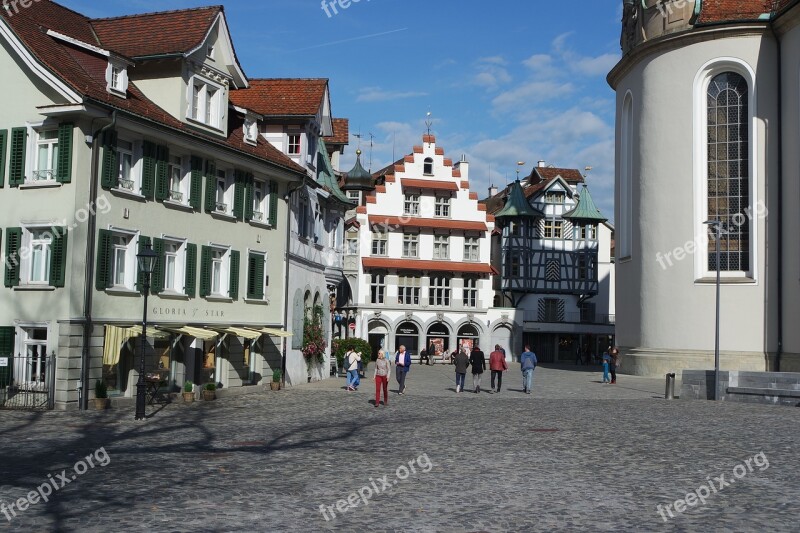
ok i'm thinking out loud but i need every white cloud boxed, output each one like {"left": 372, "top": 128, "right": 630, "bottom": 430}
{"left": 356, "top": 87, "right": 428, "bottom": 103}
{"left": 470, "top": 56, "right": 512, "bottom": 90}
{"left": 491, "top": 80, "right": 575, "bottom": 111}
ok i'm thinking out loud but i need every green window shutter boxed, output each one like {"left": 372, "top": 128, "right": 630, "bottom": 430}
{"left": 229, "top": 250, "right": 240, "bottom": 300}
{"left": 49, "top": 228, "right": 68, "bottom": 288}
{"left": 0, "top": 129, "right": 8, "bottom": 188}
{"left": 244, "top": 174, "right": 254, "bottom": 221}
{"left": 4, "top": 227, "right": 22, "bottom": 287}
{"left": 185, "top": 243, "right": 197, "bottom": 298}
{"left": 268, "top": 180, "right": 279, "bottom": 227}
{"left": 100, "top": 130, "right": 118, "bottom": 190}
{"left": 0, "top": 326, "right": 14, "bottom": 356}
{"left": 199, "top": 246, "right": 212, "bottom": 297}
{"left": 190, "top": 157, "right": 203, "bottom": 211}
{"left": 141, "top": 140, "right": 156, "bottom": 200}
{"left": 151, "top": 238, "right": 165, "bottom": 294}
{"left": 136, "top": 236, "right": 151, "bottom": 294}
{"left": 9, "top": 127, "right": 27, "bottom": 187}
{"left": 95, "top": 229, "right": 112, "bottom": 290}
{"left": 204, "top": 160, "right": 217, "bottom": 213}
{"left": 232, "top": 170, "right": 245, "bottom": 221}
{"left": 154, "top": 145, "right": 170, "bottom": 201}
{"left": 247, "top": 252, "right": 264, "bottom": 300}
{"left": 56, "top": 123, "right": 73, "bottom": 183}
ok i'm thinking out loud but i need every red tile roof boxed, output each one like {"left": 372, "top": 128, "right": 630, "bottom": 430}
{"left": 1, "top": 2, "right": 303, "bottom": 175}
{"left": 324, "top": 118, "right": 349, "bottom": 146}
{"left": 401, "top": 179, "right": 458, "bottom": 191}
{"left": 530, "top": 167, "right": 585, "bottom": 184}
{"left": 368, "top": 216, "right": 487, "bottom": 232}
{"left": 697, "top": 0, "right": 775, "bottom": 23}
{"left": 229, "top": 79, "right": 328, "bottom": 116}
{"left": 362, "top": 258, "right": 495, "bottom": 275}
{"left": 483, "top": 166, "right": 585, "bottom": 215}
{"left": 91, "top": 6, "right": 221, "bottom": 58}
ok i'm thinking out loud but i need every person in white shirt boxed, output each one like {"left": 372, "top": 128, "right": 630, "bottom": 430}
{"left": 345, "top": 349, "right": 361, "bottom": 391}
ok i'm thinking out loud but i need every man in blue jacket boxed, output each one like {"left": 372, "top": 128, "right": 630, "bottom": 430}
{"left": 395, "top": 345, "right": 411, "bottom": 395}
{"left": 520, "top": 345, "right": 537, "bottom": 395}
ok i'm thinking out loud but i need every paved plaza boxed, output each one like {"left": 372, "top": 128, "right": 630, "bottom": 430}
{"left": 1, "top": 364, "right": 798, "bottom": 532}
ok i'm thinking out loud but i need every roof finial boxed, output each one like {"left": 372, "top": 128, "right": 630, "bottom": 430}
{"left": 425, "top": 111, "right": 433, "bottom": 137}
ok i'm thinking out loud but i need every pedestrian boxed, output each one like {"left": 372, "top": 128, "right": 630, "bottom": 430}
{"left": 373, "top": 349, "right": 390, "bottom": 407}
{"left": 610, "top": 346, "right": 620, "bottom": 384}
{"left": 602, "top": 356, "right": 610, "bottom": 384}
{"left": 520, "top": 345, "right": 537, "bottom": 394}
{"left": 489, "top": 344, "right": 508, "bottom": 393}
{"left": 470, "top": 343, "right": 486, "bottom": 393}
{"left": 453, "top": 347, "right": 469, "bottom": 393}
{"left": 574, "top": 345, "right": 583, "bottom": 366}
{"left": 345, "top": 348, "right": 361, "bottom": 391}
{"left": 395, "top": 345, "right": 411, "bottom": 395}
{"left": 450, "top": 348, "right": 459, "bottom": 365}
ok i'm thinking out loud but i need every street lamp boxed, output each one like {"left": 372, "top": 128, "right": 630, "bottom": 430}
{"left": 704, "top": 220, "right": 722, "bottom": 401}
{"left": 135, "top": 242, "right": 158, "bottom": 420}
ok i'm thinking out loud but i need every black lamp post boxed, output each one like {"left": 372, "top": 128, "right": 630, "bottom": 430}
{"left": 704, "top": 220, "right": 722, "bottom": 401}
{"left": 135, "top": 242, "right": 158, "bottom": 420}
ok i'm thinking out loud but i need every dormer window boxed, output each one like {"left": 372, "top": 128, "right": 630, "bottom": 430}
{"left": 545, "top": 191, "right": 565, "bottom": 204}
{"left": 244, "top": 118, "right": 258, "bottom": 144}
{"left": 106, "top": 61, "right": 128, "bottom": 97}
{"left": 188, "top": 76, "right": 224, "bottom": 130}
{"left": 207, "top": 43, "right": 215, "bottom": 59}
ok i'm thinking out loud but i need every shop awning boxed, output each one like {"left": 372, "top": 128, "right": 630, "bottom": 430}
{"left": 157, "top": 326, "right": 219, "bottom": 341}
{"left": 102, "top": 325, "right": 169, "bottom": 366}
{"left": 209, "top": 327, "right": 263, "bottom": 340}
{"left": 258, "top": 327, "right": 293, "bottom": 338}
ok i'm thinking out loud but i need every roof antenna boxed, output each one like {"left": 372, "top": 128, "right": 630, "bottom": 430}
{"left": 368, "top": 132, "right": 375, "bottom": 172}
{"left": 425, "top": 111, "right": 433, "bottom": 138}
{"left": 516, "top": 161, "right": 526, "bottom": 182}
{"left": 353, "top": 130, "right": 362, "bottom": 152}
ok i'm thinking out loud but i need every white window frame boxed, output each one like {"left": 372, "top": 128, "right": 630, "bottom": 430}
{"left": 398, "top": 274, "right": 420, "bottom": 305}
{"left": 288, "top": 133, "right": 301, "bottom": 155}
{"left": 544, "top": 219, "right": 563, "bottom": 239}
{"left": 371, "top": 229, "right": 388, "bottom": 256}
{"left": 463, "top": 277, "right": 478, "bottom": 308}
{"left": 692, "top": 58, "right": 758, "bottom": 281}
{"left": 161, "top": 237, "right": 187, "bottom": 294}
{"left": 214, "top": 168, "right": 233, "bottom": 216}
{"left": 404, "top": 193, "right": 420, "bottom": 216}
{"left": 109, "top": 228, "right": 139, "bottom": 291}
{"left": 105, "top": 61, "right": 128, "bottom": 96}
{"left": 209, "top": 246, "right": 231, "bottom": 297}
{"left": 244, "top": 118, "right": 258, "bottom": 144}
{"left": 187, "top": 75, "right": 224, "bottom": 130}
{"left": 166, "top": 154, "right": 190, "bottom": 204}
{"left": 464, "top": 237, "right": 480, "bottom": 262}
{"left": 114, "top": 137, "right": 142, "bottom": 194}
{"left": 430, "top": 276, "right": 451, "bottom": 307}
{"left": 251, "top": 179, "right": 267, "bottom": 222}
{"left": 402, "top": 233, "right": 419, "bottom": 258}
{"left": 19, "top": 226, "right": 53, "bottom": 286}
{"left": 347, "top": 190, "right": 360, "bottom": 203}
{"left": 434, "top": 195, "right": 451, "bottom": 218}
{"left": 433, "top": 234, "right": 449, "bottom": 260}
{"left": 31, "top": 128, "right": 59, "bottom": 183}
{"left": 370, "top": 272, "right": 386, "bottom": 304}
{"left": 545, "top": 191, "right": 565, "bottom": 204}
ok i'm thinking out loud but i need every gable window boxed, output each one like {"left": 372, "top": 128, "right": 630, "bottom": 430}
{"left": 402, "top": 233, "right": 419, "bottom": 258}
{"left": 464, "top": 237, "right": 479, "bottom": 262}
{"left": 434, "top": 196, "right": 451, "bottom": 218}
{"left": 463, "top": 276, "right": 478, "bottom": 308}
{"left": 398, "top": 274, "right": 420, "bottom": 305}
{"left": 106, "top": 61, "right": 128, "bottom": 96}
{"left": 288, "top": 134, "right": 301, "bottom": 155}
{"left": 371, "top": 228, "right": 387, "bottom": 256}
{"left": 244, "top": 119, "right": 257, "bottom": 144}
{"left": 544, "top": 219, "right": 563, "bottom": 239}
{"left": 34, "top": 130, "right": 58, "bottom": 181}
{"left": 433, "top": 234, "right": 449, "bottom": 260}
{"left": 370, "top": 272, "right": 386, "bottom": 304}
{"left": 188, "top": 77, "right": 223, "bottom": 129}
{"left": 423, "top": 157, "right": 434, "bottom": 175}
{"left": 706, "top": 71, "right": 751, "bottom": 273}
{"left": 404, "top": 193, "right": 420, "bottom": 216}
{"left": 545, "top": 191, "right": 565, "bottom": 204}
{"left": 430, "top": 276, "right": 451, "bottom": 307}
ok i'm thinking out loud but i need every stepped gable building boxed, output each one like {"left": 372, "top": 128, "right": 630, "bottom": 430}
{"left": 609, "top": 0, "right": 800, "bottom": 376}
{"left": 0, "top": 1, "right": 341, "bottom": 410}
{"left": 484, "top": 163, "right": 615, "bottom": 363}
{"left": 343, "top": 134, "right": 500, "bottom": 360}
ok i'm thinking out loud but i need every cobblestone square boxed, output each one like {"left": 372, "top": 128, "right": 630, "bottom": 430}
{"left": 1, "top": 365, "right": 798, "bottom": 532}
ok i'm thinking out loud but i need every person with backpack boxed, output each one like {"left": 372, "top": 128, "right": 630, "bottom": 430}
{"left": 469, "top": 343, "right": 486, "bottom": 393}
{"left": 373, "top": 349, "right": 390, "bottom": 407}
{"left": 345, "top": 348, "right": 361, "bottom": 391}
{"left": 520, "top": 345, "right": 537, "bottom": 395}
{"left": 395, "top": 345, "right": 411, "bottom": 395}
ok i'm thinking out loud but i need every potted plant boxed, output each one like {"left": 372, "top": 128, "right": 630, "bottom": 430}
{"left": 270, "top": 369, "right": 282, "bottom": 391}
{"left": 182, "top": 381, "right": 194, "bottom": 402}
{"left": 202, "top": 382, "right": 216, "bottom": 401}
{"left": 94, "top": 380, "right": 108, "bottom": 410}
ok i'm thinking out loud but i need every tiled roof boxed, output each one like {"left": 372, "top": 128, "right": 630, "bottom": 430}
{"left": 529, "top": 166, "right": 585, "bottom": 184}
{"left": 368, "top": 216, "right": 487, "bottom": 232}
{"left": 91, "top": 6, "right": 221, "bottom": 58}
{"left": 362, "top": 258, "right": 495, "bottom": 275}
{"left": 324, "top": 118, "right": 349, "bottom": 146}
{"left": 483, "top": 166, "right": 585, "bottom": 215}
{"left": 401, "top": 179, "right": 458, "bottom": 191}
{"left": 229, "top": 78, "right": 328, "bottom": 116}
{"left": 1, "top": 1, "right": 303, "bottom": 175}
{"left": 697, "top": 0, "right": 776, "bottom": 23}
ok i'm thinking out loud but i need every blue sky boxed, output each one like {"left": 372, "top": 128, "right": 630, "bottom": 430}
{"left": 63, "top": 0, "right": 622, "bottom": 220}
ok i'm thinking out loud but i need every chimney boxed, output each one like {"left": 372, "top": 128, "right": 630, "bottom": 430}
{"left": 488, "top": 184, "right": 498, "bottom": 197}
{"left": 454, "top": 154, "right": 469, "bottom": 181}
{"left": 537, "top": 160, "right": 546, "bottom": 168}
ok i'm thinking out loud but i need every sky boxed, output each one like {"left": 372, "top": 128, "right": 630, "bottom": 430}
{"left": 62, "top": 0, "right": 623, "bottom": 221}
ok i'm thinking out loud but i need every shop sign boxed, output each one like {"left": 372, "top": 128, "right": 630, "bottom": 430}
{"left": 0, "top": 357, "right": 7, "bottom": 367}
{"left": 151, "top": 306, "right": 225, "bottom": 319}
{"left": 427, "top": 328, "right": 448, "bottom": 336}
{"left": 397, "top": 327, "right": 418, "bottom": 335}
{"left": 458, "top": 327, "right": 479, "bottom": 337}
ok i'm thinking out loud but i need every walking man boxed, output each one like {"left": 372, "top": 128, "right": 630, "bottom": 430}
{"left": 454, "top": 347, "right": 469, "bottom": 393}
{"left": 395, "top": 345, "right": 411, "bottom": 394}
{"left": 520, "top": 345, "right": 537, "bottom": 395}
{"left": 470, "top": 343, "right": 486, "bottom": 393}
{"left": 489, "top": 344, "right": 508, "bottom": 393}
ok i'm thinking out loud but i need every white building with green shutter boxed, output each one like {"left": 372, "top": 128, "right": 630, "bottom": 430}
{"left": 0, "top": 3, "right": 308, "bottom": 410}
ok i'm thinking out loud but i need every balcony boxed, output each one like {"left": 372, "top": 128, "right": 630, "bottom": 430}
{"left": 524, "top": 311, "right": 615, "bottom": 325}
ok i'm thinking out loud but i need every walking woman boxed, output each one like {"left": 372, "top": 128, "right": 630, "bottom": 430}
{"left": 610, "top": 347, "right": 620, "bottom": 384}
{"left": 395, "top": 345, "right": 411, "bottom": 395}
{"left": 454, "top": 347, "right": 469, "bottom": 393}
{"left": 469, "top": 344, "right": 486, "bottom": 393}
{"left": 373, "top": 350, "right": 390, "bottom": 407}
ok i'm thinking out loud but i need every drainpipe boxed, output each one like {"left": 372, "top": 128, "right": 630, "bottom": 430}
{"left": 281, "top": 178, "right": 305, "bottom": 388}
{"left": 774, "top": 27, "right": 783, "bottom": 372}
{"left": 80, "top": 110, "right": 116, "bottom": 410}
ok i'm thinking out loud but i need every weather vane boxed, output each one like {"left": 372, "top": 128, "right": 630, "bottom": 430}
{"left": 425, "top": 111, "right": 433, "bottom": 137}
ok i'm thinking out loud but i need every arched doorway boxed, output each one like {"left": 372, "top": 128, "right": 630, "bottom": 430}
{"left": 426, "top": 323, "right": 450, "bottom": 358}
{"left": 395, "top": 321, "right": 420, "bottom": 356}
{"left": 368, "top": 321, "right": 388, "bottom": 361}
{"left": 457, "top": 323, "right": 480, "bottom": 351}
{"left": 491, "top": 325, "right": 513, "bottom": 361}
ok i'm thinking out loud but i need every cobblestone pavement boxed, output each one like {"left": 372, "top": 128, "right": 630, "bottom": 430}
{"left": 0, "top": 365, "right": 798, "bottom": 532}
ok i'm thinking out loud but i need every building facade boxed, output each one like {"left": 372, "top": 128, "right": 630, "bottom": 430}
{"left": 609, "top": 0, "right": 800, "bottom": 376}
{"left": 0, "top": 3, "right": 314, "bottom": 409}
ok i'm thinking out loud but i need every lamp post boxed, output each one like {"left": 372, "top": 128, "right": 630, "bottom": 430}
{"left": 704, "top": 220, "right": 722, "bottom": 401}
{"left": 135, "top": 242, "right": 158, "bottom": 420}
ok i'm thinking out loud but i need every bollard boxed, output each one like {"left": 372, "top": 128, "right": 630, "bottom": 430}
{"left": 665, "top": 373, "right": 676, "bottom": 400}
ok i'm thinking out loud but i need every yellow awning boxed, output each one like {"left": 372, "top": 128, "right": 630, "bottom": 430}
{"left": 157, "top": 326, "right": 219, "bottom": 341}
{"left": 209, "top": 327, "right": 262, "bottom": 340}
{"left": 258, "top": 327, "right": 293, "bottom": 338}
{"left": 102, "top": 325, "right": 169, "bottom": 366}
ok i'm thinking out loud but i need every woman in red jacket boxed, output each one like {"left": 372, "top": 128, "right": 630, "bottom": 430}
{"left": 489, "top": 344, "right": 508, "bottom": 393}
